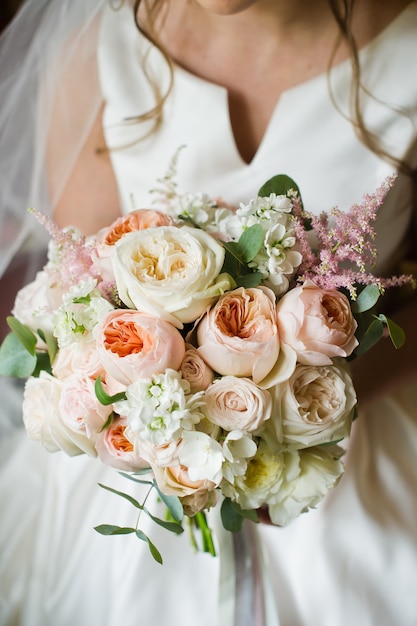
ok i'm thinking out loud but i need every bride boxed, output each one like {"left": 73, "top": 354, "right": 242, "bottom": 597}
{"left": 0, "top": 1, "right": 416, "bottom": 625}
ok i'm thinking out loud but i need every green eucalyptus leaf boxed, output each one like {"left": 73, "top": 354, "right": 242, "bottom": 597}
{"left": 236, "top": 271, "right": 263, "bottom": 288}
{"left": 377, "top": 314, "right": 406, "bottom": 349}
{"left": 135, "top": 529, "right": 163, "bottom": 564}
{"left": 94, "top": 524, "right": 136, "bottom": 536}
{"left": 258, "top": 174, "right": 302, "bottom": 202}
{"left": 220, "top": 497, "right": 244, "bottom": 533}
{"left": 153, "top": 481, "right": 184, "bottom": 522}
{"left": 0, "top": 332, "right": 37, "bottom": 377}
{"left": 238, "top": 224, "right": 263, "bottom": 263}
{"left": 352, "top": 284, "right": 381, "bottom": 313}
{"left": 355, "top": 317, "right": 384, "bottom": 355}
{"left": 118, "top": 471, "right": 153, "bottom": 484}
{"left": 95, "top": 376, "right": 126, "bottom": 405}
{"left": 145, "top": 510, "right": 184, "bottom": 535}
{"left": 97, "top": 482, "right": 143, "bottom": 510}
{"left": 32, "top": 351, "right": 53, "bottom": 377}
{"left": 6, "top": 316, "right": 37, "bottom": 356}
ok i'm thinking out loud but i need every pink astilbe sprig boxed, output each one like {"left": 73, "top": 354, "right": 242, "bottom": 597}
{"left": 29, "top": 209, "right": 100, "bottom": 289}
{"left": 291, "top": 176, "right": 414, "bottom": 298}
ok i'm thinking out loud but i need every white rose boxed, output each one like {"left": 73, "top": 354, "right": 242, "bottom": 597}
{"left": 271, "top": 361, "right": 356, "bottom": 448}
{"left": 221, "top": 439, "right": 299, "bottom": 509}
{"left": 12, "top": 270, "right": 64, "bottom": 344}
{"left": 22, "top": 371, "right": 95, "bottom": 456}
{"left": 268, "top": 445, "right": 345, "bottom": 526}
{"left": 111, "top": 226, "right": 234, "bottom": 328}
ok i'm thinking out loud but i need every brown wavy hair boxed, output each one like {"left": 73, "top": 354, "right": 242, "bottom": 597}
{"left": 117, "top": 0, "right": 412, "bottom": 174}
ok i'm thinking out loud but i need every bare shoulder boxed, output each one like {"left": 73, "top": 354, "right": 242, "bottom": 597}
{"left": 52, "top": 104, "right": 121, "bottom": 236}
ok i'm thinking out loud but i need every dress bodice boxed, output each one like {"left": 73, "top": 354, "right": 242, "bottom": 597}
{"left": 99, "top": 2, "right": 417, "bottom": 274}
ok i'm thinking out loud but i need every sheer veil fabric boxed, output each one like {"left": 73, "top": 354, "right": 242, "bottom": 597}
{"left": 0, "top": 0, "right": 107, "bottom": 277}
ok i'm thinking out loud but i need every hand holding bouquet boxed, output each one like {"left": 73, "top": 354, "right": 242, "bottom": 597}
{"left": 0, "top": 166, "right": 412, "bottom": 563}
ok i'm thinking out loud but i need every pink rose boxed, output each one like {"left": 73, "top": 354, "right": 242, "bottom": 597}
{"left": 180, "top": 344, "right": 215, "bottom": 392}
{"left": 276, "top": 281, "right": 358, "bottom": 365}
{"left": 22, "top": 371, "right": 95, "bottom": 456}
{"left": 52, "top": 339, "right": 104, "bottom": 379}
{"left": 203, "top": 376, "right": 272, "bottom": 433}
{"left": 196, "top": 287, "right": 279, "bottom": 384}
{"left": 92, "top": 209, "right": 172, "bottom": 282}
{"left": 95, "top": 416, "right": 149, "bottom": 471}
{"left": 59, "top": 372, "right": 112, "bottom": 438}
{"left": 96, "top": 310, "right": 185, "bottom": 386}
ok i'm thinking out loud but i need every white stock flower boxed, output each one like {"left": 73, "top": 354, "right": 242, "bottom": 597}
{"left": 236, "top": 194, "right": 302, "bottom": 296}
{"left": 52, "top": 278, "right": 114, "bottom": 347}
{"left": 117, "top": 369, "right": 204, "bottom": 448}
{"left": 222, "top": 430, "right": 257, "bottom": 483}
{"left": 178, "top": 430, "right": 224, "bottom": 484}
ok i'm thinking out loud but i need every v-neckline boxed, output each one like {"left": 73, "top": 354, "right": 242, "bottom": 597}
{"left": 170, "top": 1, "right": 415, "bottom": 167}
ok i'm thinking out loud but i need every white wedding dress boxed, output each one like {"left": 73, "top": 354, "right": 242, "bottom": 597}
{"left": 1, "top": 3, "right": 417, "bottom": 626}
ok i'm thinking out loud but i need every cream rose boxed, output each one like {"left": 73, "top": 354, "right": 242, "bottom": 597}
{"left": 203, "top": 376, "right": 272, "bottom": 433}
{"left": 96, "top": 309, "right": 185, "bottom": 386}
{"left": 271, "top": 361, "right": 356, "bottom": 448}
{"left": 276, "top": 281, "right": 358, "bottom": 365}
{"left": 111, "top": 226, "right": 234, "bottom": 328}
{"left": 180, "top": 344, "right": 215, "bottom": 392}
{"left": 197, "top": 286, "right": 284, "bottom": 384}
{"left": 152, "top": 464, "right": 217, "bottom": 501}
{"left": 221, "top": 439, "right": 298, "bottom": 510}
{"left": 267, "top": 445, "right": 345, "bottom": 526}
{"left": 95, "top": 416, "right": 149, "bottom": 471}
{"left": 22, "top": 371, "right": 95, "bottom": 456}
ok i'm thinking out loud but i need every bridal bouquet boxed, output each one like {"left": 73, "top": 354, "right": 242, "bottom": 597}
{"left": 0, "top": 169, "right": 411, "bottom": 563}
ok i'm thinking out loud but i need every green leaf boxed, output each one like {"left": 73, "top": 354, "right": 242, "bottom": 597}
{"left": 354, "top": 317, "right": 384, "bottom": 356}
{"left": 6, "top": 316, "right": 37, "bottom": 356}
{"left": 153, "top": 481, "right": 184, "bottom": 523}
{"left": 236, "top": 271, "right": 263, "bottom": 288}
{"left": 0, "top": 332, "right": 37, "bottom": 377}
{"left": 377, "top": 314, "right": 406, "bottom": 349}
{"left": 94, "top": 524, "right": 136, "bottom": 536}
{"left": 222, "top": 224, "right": 263, "bottom": 265}
{"left": 99, "top": 412, "right": 115, "bottom": 432}
{"left": 237, "top": 224, "right": 264, "bottom": 263}
{"left": 32, "top": 351, "right": 53, "bottom": 377}
{"left": 258, "top": 174, "right": 302, "bottom": 202}
{"left": 135, "top": 529, "right": 163, "bottom": 564}
{"left": 145, "top": 510, "right": 184, "bottom": 535}
{"left": 351, "top": 284, "right": 381, "bottom": 313}
{"left": 118, "top": 471, "right": 153, "bottom": 484}
{"left": 37, "top": 329, "right": 58, "bottom": 365}
{"left": 95, "top": 376, "right": 126, "bottom": 405}
{"left": 97, "top": 482, "right": 143, "bottom": 510}
{"left": 220, "top": 498, "right": 244, "bottom": 532}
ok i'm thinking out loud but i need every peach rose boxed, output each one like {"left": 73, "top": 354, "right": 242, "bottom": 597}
{"left": 196, "top": 287, "right": 280, "bottom": 384}
{"left": 96, "top": 309, "right": 185, "bottom": 386}
{"left": 180, "top": 344, "right": 215, "bottom": 392}
{"left": 276, "top": 281, "right": 358, "bottom": 365}
{"left": 92, "top": 209, "right": 172, "bottom": 282}
{"left": 95, "top": 416, "right": 149, "bottom": 471}
{"left": 203, "top": 376, "right": 272, "bottom": 433}
{"left": 153, "top": 464, "right": 217, "bottom": 501}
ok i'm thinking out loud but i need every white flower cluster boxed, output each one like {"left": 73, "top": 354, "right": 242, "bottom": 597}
{"left": 235, "top": 193, "right": 303, "bottom": 295}
{"left": 174, "top": 192, "right": 242, "bottom": 242}
{"left": 52, "top": 278, "right": 114, "bottom": 347}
